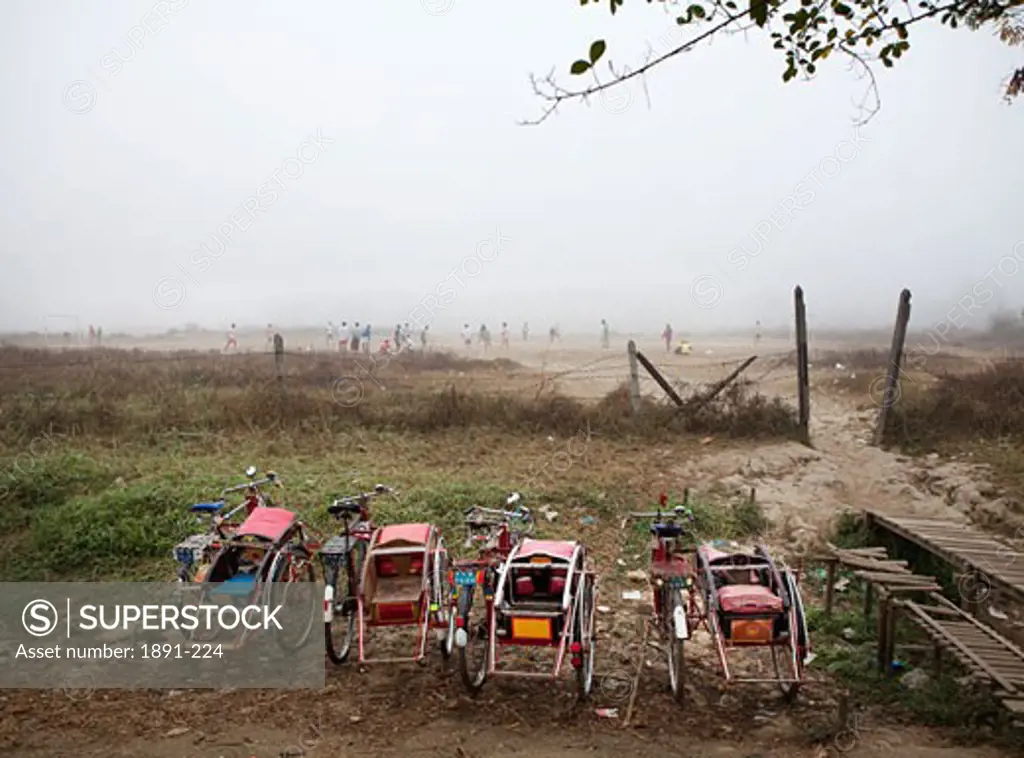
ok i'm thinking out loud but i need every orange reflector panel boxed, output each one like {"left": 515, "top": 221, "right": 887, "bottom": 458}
{"left": 511, "top": 617, "right": 552, "bottom": 640}
{"left": 730, "top": 618, "right": 773, "bottom": 644}
{"left": 529, "top": 556, "right": 551, "bottom": 564}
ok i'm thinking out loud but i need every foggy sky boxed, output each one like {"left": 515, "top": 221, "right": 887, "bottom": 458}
{"left": 1, "top": 0, "right": 1022, "bottom": 337}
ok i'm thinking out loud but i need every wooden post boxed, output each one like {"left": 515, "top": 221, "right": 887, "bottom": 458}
{"left": 876, "top": 593, "right": 890, "bottom": 673}
{"left": 626, "top": 340, "right": 641, "bottom": 414}
{"left": 825, "top": 559, "right": 838, "bottom": 618}
{"left": 864, "top": 582, "right": 874, "bottom": 619}
{"left": 885, "top": 599, "right": 899, "bottom": 675}
{"left": 794, "top": 286, "right": 810, "bottom": 445}
{"left": 872, "top": 289, "right": 912, "bottom": 447}
{"left": 273, "top": 333, "right": 285, "bottom": 398}
{"left": 635, "top": 349, "right": 684, "bottom": 407}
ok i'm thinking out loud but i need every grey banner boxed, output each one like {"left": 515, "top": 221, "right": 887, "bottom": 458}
{"left": 0, "top": 582, "right": 325, "bottom": 689}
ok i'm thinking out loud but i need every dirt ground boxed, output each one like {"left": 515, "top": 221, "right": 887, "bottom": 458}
{"left": 3, "top": 330, "right": 1022, "bottom": 757}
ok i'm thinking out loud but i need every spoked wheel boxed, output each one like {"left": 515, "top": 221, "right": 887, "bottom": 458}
{"left": 774, "top": 569, "right": 808, "bottom": 703}
{"left": 433, "top": 543, "right": 455, "bottom": 661}
{"left": 772, "top": 644, "right": 803, "bottom": 702}
{"left": 268, "top": 544, "right": 318, "bottom": 652}
{"left": 574, "top": 573, "right": 596, "bottom": 700}
{"left": 456, "top": 584, "right": 489, "bottom": 693}
{"left": 664, "top": 587, "right": 687, "bottom": 703}
{"left": 325, "top": 542, "right": 365, "bottom": 665}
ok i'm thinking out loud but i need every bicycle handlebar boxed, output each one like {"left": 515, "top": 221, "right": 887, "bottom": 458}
{"left": 328, "top": 484, "right": 393, "bottom": 515}
{"left": 628, "top": 505, "right": 695, "bottom": 521}
{"left": 220, "top": 472, "right": 281, "bottom": 498}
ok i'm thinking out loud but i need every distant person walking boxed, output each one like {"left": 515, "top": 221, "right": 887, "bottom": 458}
{"left": 225, "top": 323, "right": 238, "bottom": 352}
{"left": 600, "top": 319, "right": 610, "bottom": 349}
{"left": 88, "top": 325, "right": 96, "bottom": 347}
{"left": 548, "top": 324, "right": 560, "bottom": 345}
{"left": 662, "top": 323, "right": 673, "bottom": 353}
{"left": 522, "top": 322, "right": 529, "bottom": 341}
{"left": 755, "top": 320, "right": 762, "bottom": 346}
{"left": 420, "top": 325, "right": 429, "bottom": 350}
{"left": 394, "top": 323, "right": 403, "bottom": 351}
{"left": 266, "top": 323, "right": 274, "bottom": 351}
{"left": 326, "top": 321, "right": 336, "bottom": 350}
{"left": 462, "top": 323, "right": 472, "bottom": 349}
{"left": 479, "top": 324, "right": 492, "bottom": 352}
{"left": 96, "top": 326, "right": 102, "bottom": 346}
{"left": 363, "top": 323, "right": 372, "bottom": 354}
{"left": 500, "top": 322, "right": 510, "bottom": 349}
{"left": 351, "top": 322, "right": 361, "bottom": 352}
{"left": 338, "top": 321, "right": 348, "bottom": 352}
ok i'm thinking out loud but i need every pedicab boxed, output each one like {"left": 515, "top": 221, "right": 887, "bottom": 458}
{"left": 173, "top": 466, "right": 282, "bottom": 584}
{"left": 176, "top": 478, "right": 319, "bottom": 651}
{"left": 350, "top": 518, "right": 455, "bottom": 665}
{"left": 454, "top": 530, "right": 597, "bottom": 698}
{"left": 322, "top": 484, "right": 391, "bottom": 663}
{"left": 694, "top": 539, "right": 811, "bottom": 700}
{"left": 449, "top": 492, "right": 533, "bottom": 689}
{"left": 626, "top": 494, "right": 700, "bottom": 702}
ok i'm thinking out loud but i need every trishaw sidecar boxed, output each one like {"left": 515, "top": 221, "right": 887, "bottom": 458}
{"left": 183, "top": 506, "right": 318, "bottom": 651}
{"left": 356, "top": 522, "right": 454, "bottom": 665}
{"left": 456, "top": 537, "right": 597, "bottom": 698}
{"left": 694, "top": 542, "right": 810, "bottom": 699}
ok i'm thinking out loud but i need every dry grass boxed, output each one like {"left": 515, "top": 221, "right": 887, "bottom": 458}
{"left": 0, "top": 347, "right": 801, "bottom": 442}
{"left": 883, "top": 359, "right": 1024, "bottom": 448}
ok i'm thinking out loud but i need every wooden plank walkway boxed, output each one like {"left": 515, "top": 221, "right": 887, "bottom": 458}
{"left": 864, "top": 511, "right": 1024, "bottom": 605}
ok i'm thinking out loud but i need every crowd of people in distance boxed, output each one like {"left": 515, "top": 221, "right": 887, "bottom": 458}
{"left": 219, "top": 319, "right": 764, "bottom": 355}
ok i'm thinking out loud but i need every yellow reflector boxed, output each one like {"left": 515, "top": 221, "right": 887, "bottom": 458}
{"left": 529, "top": 556, "right": 551, "bottom": 564}
{"left": 511, "top": 617, "right": 552, "bottom": 640}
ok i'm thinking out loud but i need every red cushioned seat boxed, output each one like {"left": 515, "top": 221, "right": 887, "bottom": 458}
{"left": 515, "top": 576, "right": 535, "bottom": 597}
{"left": 377, "top": 556, "right": 398, "bottom": 577}
{"left": 549, "top": 577, "right": 566, "bottom": 596}
{"left": 718, "top": 584, "right": 783, "bottom": 614}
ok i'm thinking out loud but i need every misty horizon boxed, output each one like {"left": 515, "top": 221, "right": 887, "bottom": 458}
{"left": 1, "top": 2, "right": 1021, "bottom": 340}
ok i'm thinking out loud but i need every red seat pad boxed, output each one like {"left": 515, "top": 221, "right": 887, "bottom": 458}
{"left": 515, "top": 576, "right": 535, "bottom": 596}
{"left": 718, "top": 584, "right": 783, "bottom": 614}
{"left": 549, "top": 577, "right": 566, "bottom": 595}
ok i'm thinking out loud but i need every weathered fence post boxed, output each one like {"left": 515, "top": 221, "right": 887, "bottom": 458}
{"left": 872, "top": 289, "right": 912, "bottom": 447}
{"left": 794, "top": 286, "right": 810, "bottom": 445}
{"left": 273, "top": 333, "right": 285, "bottom": 400}
{"left": 627, "top": 340, "right": 641, "bottom": 413}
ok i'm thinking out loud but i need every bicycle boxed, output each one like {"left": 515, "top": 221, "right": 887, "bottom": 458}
{"left": 174, "top": 466, "right": 284, "bottom": 584}
{"left": 451, "top": 492, "right": 535, "bottom": 691}
{"left": 627, "top": 496, "right": 699, "bottom": 703}
{"left": 322, "top": 484, "right": 392, "bottom": 664}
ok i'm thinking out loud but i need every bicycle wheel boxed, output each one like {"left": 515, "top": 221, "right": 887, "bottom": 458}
{"left": 574, "top": 573, "right": 595, "bottom": 699}
{"left": 456, "top": 585, "right": 488, "bottom": 693}
{"left": 665, "top": 587, "right": 686, "bottom": 703}
{"left": 325, "top": 541, "right": 364, "bottom": 665}
{"left": 268, "top": 544, "right": 318, "bottom": 653}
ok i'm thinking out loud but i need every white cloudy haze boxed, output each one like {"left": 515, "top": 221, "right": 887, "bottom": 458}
{"left": 1, "top": 0, "right": 1021, "bottom": 336}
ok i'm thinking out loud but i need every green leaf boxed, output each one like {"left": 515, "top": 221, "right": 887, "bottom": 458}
{"left": 750, "top": 0, "right": 769, "bottom": 27}
{"left": 589, "top": 40, "right": 607, "bottom": 64}
{"left": 570, "top": 59, "right": 591, "bottom": 75}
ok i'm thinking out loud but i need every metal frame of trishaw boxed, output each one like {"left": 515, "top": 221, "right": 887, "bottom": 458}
{"left": 173, "top": 466, "right": 283, "bottom": 584}
{"left": 354, "top": 522, "right": 455, "bottom": 665}
{"left": 454, "top": 534, "right": 597, "bottom": 699}
{"left": 694, "top": 541, "right": 811, "bottom": 700}
{"left": 177, "top": 504, "right": 319, "bottom": 651}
